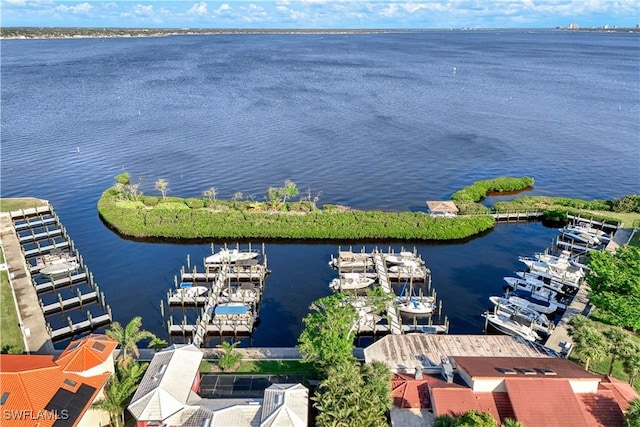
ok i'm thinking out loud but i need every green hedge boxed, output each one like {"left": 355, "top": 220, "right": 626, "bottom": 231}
{"left": 451, "top": 176, "right": 534, "bottom": 202}
{"left": 98, "top": 190, "right": 495, "bottom": 240}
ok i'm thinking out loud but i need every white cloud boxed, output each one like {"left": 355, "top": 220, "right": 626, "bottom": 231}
{"left": 3, "top": 0, "right": 27, "bottom": 5}
{"left": 188, "top": 1, "right": 208, "bottom": 16}
{"left": 214, "top": 3, "right": 231, "bottom": 14}
{"left": 131, "top": 4, "right": 154, "bottom": 17}
{"left": 56, "top": 2, "right": 93, "bottom": 15}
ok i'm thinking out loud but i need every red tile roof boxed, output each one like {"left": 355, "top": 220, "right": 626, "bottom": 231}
{"left": 453, "top": 356, "right": 600, "bottom": 379}
{"left": 391, "top": 374, "right": 432, "bottom": 409}
{"left": 504, "top": 378, "right": 589, "bottom": 427}
{"left": 600, "top": 376, "right": 640, "bottom": 412}
{"left": 431, "top": 388, "right": 501, "bottom": 422}
{"left": 577, "top": 389, "right": 625, "bottom": 427}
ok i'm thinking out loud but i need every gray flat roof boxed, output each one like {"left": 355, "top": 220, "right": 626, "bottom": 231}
{"left": 364, "top": 334, "right": 555, "bottom": 373}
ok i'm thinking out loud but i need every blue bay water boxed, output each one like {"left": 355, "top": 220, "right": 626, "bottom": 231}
{"left": 1, "top": 31, "right": 638, "bottom": 347}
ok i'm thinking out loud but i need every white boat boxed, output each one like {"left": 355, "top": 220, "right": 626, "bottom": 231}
{"left": 329, "top": 273, "right": 375, "bottom": 291}
{"left": 174, "top": 285, "right": 209, "bottom": 299}
{"left": 40, "top": 260, "right": 80, "bottom": 276}
{"left": 518, "top": 257, "right": 583, "bottom": 285}
{"left": 490, "top": 299, "right": 551, "bottom": 329}
{"left": 205, "top": 248, "right": 259, "bottom": 265}
{"left": 328, "top": 251, "right": 372, "bottom": 269}
{"left": 490, "top": 295, "right": 558, "bottom": 314}
{"left": 397, "top": 295, "right": 436, "bottom": 314}
{"left": 385, "top": 252, "right": 424, "bottom": 267}
{"left": 503, "top": 277, "right": 571, "bottom": 309}
{"left": 483, "top": 313, "right": 541, "bottom": 342}
{"left": 33, "top": 252, "right": 78, "bottom": 273}
{"left": 516, "top": 271, "right": 579, "bottom": 295}
{"left": 570, "top": 223, "right": 611, "bottom": 243}
{"left": 559, "top": 225, "right": 602, "bottom": 246}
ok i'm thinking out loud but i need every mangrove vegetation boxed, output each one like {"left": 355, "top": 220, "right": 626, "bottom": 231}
{"left": 97, "top": 173, "right": 637, "bottom": 241}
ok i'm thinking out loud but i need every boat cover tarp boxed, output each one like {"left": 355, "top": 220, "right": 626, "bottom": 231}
{"left": 215, "top": 304, "right": 249, "bottom": 315}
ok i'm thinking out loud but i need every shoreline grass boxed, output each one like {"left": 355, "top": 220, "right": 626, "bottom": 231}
{"left": 0, "top": 197, "right": 48, "bottom": 213}
{"left": 0, "top": 268, "right": 25, "bottom": 354}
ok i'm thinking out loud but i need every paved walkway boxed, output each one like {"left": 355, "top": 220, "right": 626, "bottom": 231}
{"left": 135, "top": 346, "right": 365, "bottom": 361}
{"left": 606, "top": 227, "right": 635, "bottom": 253}
{"left": 0, "top": 213, "right": 54, "bottom": 354}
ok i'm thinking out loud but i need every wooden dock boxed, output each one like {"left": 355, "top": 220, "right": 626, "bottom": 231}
{"left": 7, "top": 205, "right": 112, "bottom": 344}
{"left": 372, "top": 251, "right": 403, "bottom": 335}
{"left": 41, "top": 291, "right": 99, "bottom": 315}
{"left": 49, "top": 312, "right": 112, "bottom": 340}
{"left": 23, "top": 241, "right": 70, "bottom": 257}
{"left": 35, "top": 272, "right": 88, "bottom": 293}
{"left": 19, "top": 227, "right": 63, "bottom": 244}
{"left": 491, "top": 211, "right": 544, "bottom": 222}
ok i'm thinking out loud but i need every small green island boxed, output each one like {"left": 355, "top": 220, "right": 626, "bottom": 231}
{"left": 97, "top": 173, "right": 639, "bottom": 241}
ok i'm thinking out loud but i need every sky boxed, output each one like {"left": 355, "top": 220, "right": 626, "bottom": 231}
{"left": 1, "top": 0, "right": 639, "bottom": 30}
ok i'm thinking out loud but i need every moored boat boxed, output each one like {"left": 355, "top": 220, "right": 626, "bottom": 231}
{"left": 39, "top": 260, "right": 80, "bottom": 276}
{"left": 515, "top": 271, "right": 579, "bottom": 296}
{"left": 482, "top": 312, "right": 541, "bottom": 342}
{"left": 174, "top": 285, "right": 209, "bottom": 299}
{"left": 397, "top": 295, "right": 436, "bottom": 314}
{"left": 205, "top": 248, "right": 259, "bottom": 265}
{"left": 329, "top": 273, "right": 375, "bottom": 291}
{"left": 490, "top": 295, "right": 558, "bottom": 314}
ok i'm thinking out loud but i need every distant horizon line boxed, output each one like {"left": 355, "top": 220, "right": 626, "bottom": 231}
{"left": 3, "top": 26, "right": 639, "bottom": 32}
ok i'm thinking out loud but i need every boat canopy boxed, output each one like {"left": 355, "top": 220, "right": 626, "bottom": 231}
{"left": 215, "top": 304, "right": 249, "bottom": 316}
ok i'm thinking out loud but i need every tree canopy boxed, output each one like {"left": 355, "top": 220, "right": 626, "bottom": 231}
{"left": 587, "top": 246, "right": 640, "bottom": 332}
{"left": 313, "top": 361, "right": 391, "bottom": 427}
{"left": 297, "top": 293, "right": 359, "bottom": 370}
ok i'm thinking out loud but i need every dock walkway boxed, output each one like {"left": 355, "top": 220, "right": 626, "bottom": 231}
{"left": 0, "top": 211, "right": 54, "bottom": 354}
{"left": 544, "top": 283, "right": 591, "bottom": 355}
{"left": 372, "top": 251, "right": 403, "bottom": 335}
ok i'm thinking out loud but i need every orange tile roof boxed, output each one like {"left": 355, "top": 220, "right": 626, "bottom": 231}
{"left": 56, "top": 334, "right": 118, "bottom": 373}
{"left": 504, "top": 378, "right": 589, "bottom": 427}
{"left": 431, "top": 388, "right": 501, "bottom": 421}
{"left": 0, "top": 354, "right": 56, "bottom": 372}
{"left": 0, "top": 336, "right": 114, "bottom": 427}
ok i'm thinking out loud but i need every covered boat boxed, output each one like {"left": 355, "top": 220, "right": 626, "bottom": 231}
{"left": 205, "top": 248, "right": 259, "bottom": 265}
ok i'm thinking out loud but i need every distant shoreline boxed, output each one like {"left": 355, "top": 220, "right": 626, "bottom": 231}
{"left": 2, "top": 26, "right": 638, "bottom": 40}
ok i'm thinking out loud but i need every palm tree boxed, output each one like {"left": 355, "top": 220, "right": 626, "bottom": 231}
{"left": 568, "top": 315, "right": 606, "bottom": 371}
{"left": 603, "top": 327, "right": 631, "bottom": 375}
{"left": 503, "top": 418, "right": 525, "bottom": 427}
{"left": 93, "top": 361, "right": 146, "bottom": 427}
{"left": 217, "top": 341, "right": 242, "bottom": 371}
{"left": 147, "top": 336, "right": 168, "bottom": 352}
{"left": 106, "top": 316, "right": 156, "bottom": 364}
{"left": 622, "top": 344, "right": 640, "bottom": 386}
{"left": 625, "top": 399, "right": 640, "bottom": 427}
